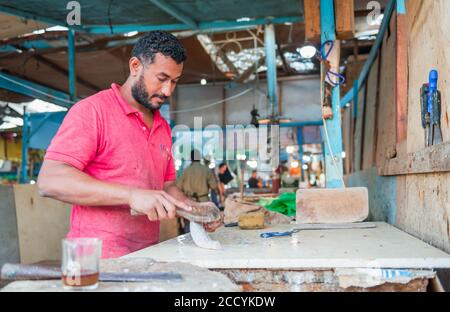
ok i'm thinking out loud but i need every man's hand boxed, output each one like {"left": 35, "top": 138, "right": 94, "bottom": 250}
{"left": 203, "top": 219, "right": 223, "bottom": 232}
{"left": 203, "top": 210, "right": 224, "bottom": 233}
{"left": 181, "top": 200, "right": 224, "bottom": 233}
{"left": 129, "top": 189, "right": 192, "bottom": 221}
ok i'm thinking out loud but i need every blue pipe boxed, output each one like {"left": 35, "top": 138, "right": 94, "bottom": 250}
{"left": 68, "top": 30, "right": 76, "bottom": 102}
{"left": 20, "top": 109, "right": 29, "bottom": 184}
{"left": 340, "top": 0, "right": 397, "bottom": 107}
{"left": 264, "top": 24, "right": 278, "bottom": 117}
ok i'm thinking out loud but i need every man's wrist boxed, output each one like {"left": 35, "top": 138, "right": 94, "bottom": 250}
{"left": 125, "top": 187, "right": 136, "bottom": 206}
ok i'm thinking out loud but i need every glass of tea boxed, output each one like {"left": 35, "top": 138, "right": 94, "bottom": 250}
{"left": 61, "top": 238, "right": 102, "bottom": 290}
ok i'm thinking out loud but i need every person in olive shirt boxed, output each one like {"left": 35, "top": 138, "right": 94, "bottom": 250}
{"left": 176, "top": 150, "right": 219, "bottom": 232}
{"left": 177, "top": 150, "right": 218, "bottom": 202}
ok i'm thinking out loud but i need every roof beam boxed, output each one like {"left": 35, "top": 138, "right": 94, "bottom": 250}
{"left": 85, "top": 16, "right": 303, "bottom": 34}
{"left": 148, "top": 0, "right": 197, "bottom": 28}
{"left": 7, "top": 44, "right": 101, "bottom": 93}
{"left": 235, "top": 56, "right": 265, "bottom": 83}
{"left": 0, "top": 71, "right": 75, "bottom": 108}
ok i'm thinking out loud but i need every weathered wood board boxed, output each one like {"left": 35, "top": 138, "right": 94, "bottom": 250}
{"left": 13, "top": 184, "right": 71, "bottom": 264}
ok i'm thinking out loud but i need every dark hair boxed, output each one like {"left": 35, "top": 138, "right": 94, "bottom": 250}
{"left": 218, "top": 163, "right": 227, "bottom": 169}
{"left": 132, "top": 31, "right": 187, "bottom": 65}
{"left": 191, "top": 149, "right": 201, "bottom": 162}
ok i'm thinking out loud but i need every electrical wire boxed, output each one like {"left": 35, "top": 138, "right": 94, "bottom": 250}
{"left": 317, "top": 40, "right": 346, "bottom": 87}
{"left": 170, "top": 88, "right": 255, "bottom": 114}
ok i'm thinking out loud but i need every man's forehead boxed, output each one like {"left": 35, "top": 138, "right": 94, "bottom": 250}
{"left": 145, "top": 53, "right": 183, "bottom": 76}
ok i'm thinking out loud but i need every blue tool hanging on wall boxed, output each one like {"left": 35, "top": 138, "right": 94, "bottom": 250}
{"left": 420, "top": 70, "right": 443, "bottom": 147}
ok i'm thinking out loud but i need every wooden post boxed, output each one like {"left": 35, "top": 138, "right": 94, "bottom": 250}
{"left": 304, "top": 0, "right": 321, "bottom": 43}
{"left": 321, "top": 0, "right": 344, "bottom": 188}
{"left": 396, "top": 10, "right": 408, "bottom": 153}
{"left": 335, "top": 0, "right": 355, "bottom": 40}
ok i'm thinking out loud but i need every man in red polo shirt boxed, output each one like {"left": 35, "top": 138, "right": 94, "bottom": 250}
{"left": 37, "top": 31, "right": 221, "bottom": 258}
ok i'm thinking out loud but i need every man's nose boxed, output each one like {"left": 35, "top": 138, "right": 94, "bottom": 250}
{"left": 161, "top": 81, "right": 174, "bottom": 97}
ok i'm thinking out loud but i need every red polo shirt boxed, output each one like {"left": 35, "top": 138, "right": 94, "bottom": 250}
{"left": 44, "top": 83, "right": 176, "bottom": 258}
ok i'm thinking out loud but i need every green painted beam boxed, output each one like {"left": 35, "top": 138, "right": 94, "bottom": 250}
{"left": 0, "top": 71, "right": 75, "bottom": 108}
{"left": 85, "top": 16, "right": 303, "bottom": 34}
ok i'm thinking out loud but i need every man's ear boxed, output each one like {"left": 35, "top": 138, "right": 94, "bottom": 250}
{"left": 129, "top": 57, "right": 142, "bottom": 77}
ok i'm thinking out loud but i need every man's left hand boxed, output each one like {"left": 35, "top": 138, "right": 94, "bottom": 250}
{"left": 183, "top": 199, "right": 224, "bottom": 233}
{"left": 203, "top": 219, "right": 223, "bottom": 232}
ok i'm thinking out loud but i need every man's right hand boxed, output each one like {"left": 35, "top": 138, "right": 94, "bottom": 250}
{"left": 128, "top": 189, "right": 192, "bottom": 221}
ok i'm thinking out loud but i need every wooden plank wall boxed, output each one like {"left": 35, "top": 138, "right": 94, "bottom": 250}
{"left": 362, "top": 57, "right": 380, "bottom": 170}
{"left": 375, "top": 14, "right": 397, "bottom": 170}
{"left": 353, "top": 86, "right": 366, "bottom": 171}
{"left": 396, "top": 0, "right": 450, "bottom": 254}
{"left": 345, "top": 1, "right": 450, "bottom": 256}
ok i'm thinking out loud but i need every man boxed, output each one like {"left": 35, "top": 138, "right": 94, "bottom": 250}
{"left": 247, "top": 170, "right": 262, "bottom": 189}
{"left": 37, "top": 31, "right": 221, "bottom": 259}
{"left": 177, "top": 150, "right": 218, "bottom": 203}
{"left": 217, "top": 162, "right": 233, "bottom": 206}
{"left": 176, "top": 150, "right": 218, "bottom": 232}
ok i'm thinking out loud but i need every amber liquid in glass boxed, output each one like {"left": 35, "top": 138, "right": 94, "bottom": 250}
{"left": 62, "top": 270, "right": 99, "bottom": 288}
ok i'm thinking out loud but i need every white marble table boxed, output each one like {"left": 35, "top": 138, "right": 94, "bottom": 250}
{"left": 125, "top": 222, "right": 450, "bottom": 291}
{"left": 126, "top": 222, "right": 450, "bottom": 269}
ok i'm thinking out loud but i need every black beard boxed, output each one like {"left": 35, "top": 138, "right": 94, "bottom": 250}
{"left": 131, "top": 74, "right": 167, "bottom": 111}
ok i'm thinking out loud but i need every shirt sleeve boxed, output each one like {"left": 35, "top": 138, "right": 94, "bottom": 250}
{"left": 44, "top": 100, "right": 100, "bottom": 171}
{"left": 164, "top": 153, "right": 177, "bottom": 182}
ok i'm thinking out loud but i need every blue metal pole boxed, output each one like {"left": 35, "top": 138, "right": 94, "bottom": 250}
{"left": 352, "top": 79, "right": 359, "bottom": 119}
{"left": 297, "top": 126, "right": 304, "bottom": 163}
{"left": 340, "top": 0, "right": 396, "bottom": 107}
{"left": 20, "top": 108, "right": 29, "bottom": 184}
{"left": 264, "top": 24, "right": 278, "bottom": 117}
{"left": 320, "top": 0, "right": 344, "bottom": 188}
{"left": 68, "top": 29, "right": 76, "bottom": 102}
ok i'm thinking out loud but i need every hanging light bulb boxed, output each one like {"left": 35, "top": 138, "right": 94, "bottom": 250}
{"left": 297, "top": 45, "right": 317, "bottom": 59}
